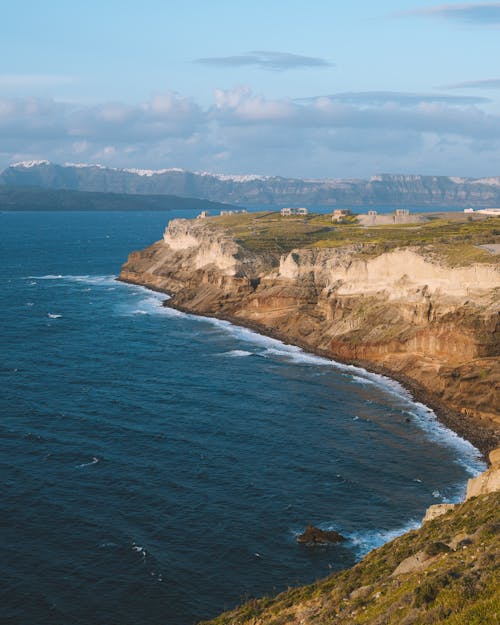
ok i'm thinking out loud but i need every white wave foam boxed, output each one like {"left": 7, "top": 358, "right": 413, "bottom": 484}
{"left": 132, "top": 543, "right": 147, "bottom": 559}
{"left": 117, "top": 287, "right": 185, "bottom": 318}
{"left": 262, "top": 346, "right": 334, "bottom": 366}
{"left": 77, "top": 456, "right": 99, "bottom": 468}
{"left": 26, "top": 274, "right": 117, "bottom": 286}
{"left": 348, "top": 519, "right": 421, "bottom": 558}
{"left": 221, "top": 349, "right": 253, "bottom": 357}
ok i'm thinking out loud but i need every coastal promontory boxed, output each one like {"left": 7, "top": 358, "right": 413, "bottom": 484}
{"left": 120, "top": 210, "right": 500, "bottom": 454}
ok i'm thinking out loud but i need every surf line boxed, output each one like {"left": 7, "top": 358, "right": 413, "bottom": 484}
{"left": 118, "top": 281, "right": 485, "bottom": 481}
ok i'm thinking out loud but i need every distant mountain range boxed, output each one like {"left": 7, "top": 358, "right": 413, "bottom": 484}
{"left": 2, "top": 160, "right": 500, "bottom": 207}
{"left": 0, "top": 184, "right": 239, "bottom": 213}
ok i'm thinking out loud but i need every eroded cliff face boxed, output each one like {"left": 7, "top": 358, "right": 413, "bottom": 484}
{"left": 120, "top": 218, "right": 500, "bottom": 451}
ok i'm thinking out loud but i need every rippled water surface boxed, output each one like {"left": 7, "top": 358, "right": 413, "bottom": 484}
{"left": 0, "top": 211, "right": 485, "bottom": 625}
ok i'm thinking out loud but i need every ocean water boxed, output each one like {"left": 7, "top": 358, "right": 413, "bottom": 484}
{"left": 0, "top": 211, "right": 485, "bottom": 625}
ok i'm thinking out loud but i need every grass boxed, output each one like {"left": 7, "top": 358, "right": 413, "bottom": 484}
{"left": 199, "top": 492, "right": 500, "bottom": 625}
{"left": 209, "top": 211, "right": 500, "bottom": 265}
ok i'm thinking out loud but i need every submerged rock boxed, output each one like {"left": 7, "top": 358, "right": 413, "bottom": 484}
{"left": 297, "top": 525, "right": 346, "bottom": 545}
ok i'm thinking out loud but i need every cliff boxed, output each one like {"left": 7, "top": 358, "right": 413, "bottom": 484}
{"left": 5, "top": 161, "right": 500, "bottom": 206}
{"left": 119, "top": 214, "right": 500, "bottom": 454}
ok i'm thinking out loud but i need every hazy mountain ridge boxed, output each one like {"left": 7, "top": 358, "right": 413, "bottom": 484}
{"left": 0, "top": 184, "right": 239, "bottom": 212}
{"left": 3, "top": 162, "right": 500, "bottom": 206}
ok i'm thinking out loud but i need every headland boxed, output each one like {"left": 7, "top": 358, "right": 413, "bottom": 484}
{"left": 119, "top": 209, "right": 500, "bottom": 455}
{"left": 119, "top": 208, "right": 500, "bottom": 624}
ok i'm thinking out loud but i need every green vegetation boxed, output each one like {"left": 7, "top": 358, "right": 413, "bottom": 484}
{"left": 212, "top": 211, "right": 500, "bottom": 265}
{"left": 199, "top": 492, "right": 500, "bottom": 625}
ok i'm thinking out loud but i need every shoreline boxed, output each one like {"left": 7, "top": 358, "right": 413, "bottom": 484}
{"left": 162, "top": 298, "right": 493, "bottom": 461}
{"left": 118, "top": 275, "right": 492, "bottom": 460}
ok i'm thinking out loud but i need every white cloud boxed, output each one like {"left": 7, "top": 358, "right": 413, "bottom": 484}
{"left": 2, "top": 87, "right": 500, "bottom": 177}
{"left": 196, "top": 51, "right": 332, "bottom": 71}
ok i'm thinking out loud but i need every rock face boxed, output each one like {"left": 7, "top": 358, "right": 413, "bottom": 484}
{"left": 297, "top": 525, "right": 346, "bottom": 545}
{"left": 423, "top": 445, "right": 500, "bottom": 521}
{"left": 466, "top": 446, "right": 500, "bottom": 498}
{"left": 422, "top": 504, "right": 457, "bottom": 523}
{"left": 5, "top": 161, "right": 500, "bottom": 206}
{"left": 120, "top": 217, "right": 500, "bottom": 453}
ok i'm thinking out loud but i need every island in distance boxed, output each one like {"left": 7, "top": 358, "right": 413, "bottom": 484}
{"left": 3, "top": 160, "right": 500, "bottom": 206}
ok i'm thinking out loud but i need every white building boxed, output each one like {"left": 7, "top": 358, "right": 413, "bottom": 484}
{"left": 280, "top": 207, "right": 308, "bottom": 216}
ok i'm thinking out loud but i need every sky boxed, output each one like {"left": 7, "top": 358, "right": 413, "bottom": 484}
{"left": 2, "top": 0, "right": 500, "bottom": 178}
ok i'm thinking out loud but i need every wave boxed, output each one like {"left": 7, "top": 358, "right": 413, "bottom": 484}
{"left": 131, "top": 543, "right": 147, "bottom": 559}
{"left": 76, "top": 456, "right": 99, "bottom": 468}
{"left": 220, "top": 350, "right": 253, "bottom": 358}
{"left": 25, "top": 274, "right": 118, "bottom": 286}
{"left": 347, "top": 519, "right": 421, "bottom": 558}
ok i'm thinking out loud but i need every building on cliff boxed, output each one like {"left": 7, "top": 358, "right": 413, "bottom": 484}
{"left": 357, "top": 208, "right": 416, "bottom": 226}
{"left": 331, "top": 209, "right": 352, "bottom": 222}
{"left": 280, "top": 207, "right": 308, "bottom": 216}
{"left": 464, "top": 207, "right": 500, "bottom": 216}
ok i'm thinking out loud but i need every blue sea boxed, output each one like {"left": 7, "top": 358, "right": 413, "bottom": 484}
{"left": 0, "top": 210, "right": 485, "bottom": 625}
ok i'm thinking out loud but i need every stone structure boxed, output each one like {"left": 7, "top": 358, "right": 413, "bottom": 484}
{"left": 357, "top": 208, "right": 418, "bottom": 226}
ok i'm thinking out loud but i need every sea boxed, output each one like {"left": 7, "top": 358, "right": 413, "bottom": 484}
{"left": 0, "top": 208, "right": 485, "bottom": 625}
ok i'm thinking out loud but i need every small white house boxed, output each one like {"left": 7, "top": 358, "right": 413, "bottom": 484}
{"left": 281, "top": 207, "right": 308, "bottom": 216}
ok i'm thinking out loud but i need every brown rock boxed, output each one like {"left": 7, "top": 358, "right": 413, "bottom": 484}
{"left": 297, "top": 525, "right": 346, "bottom": 545}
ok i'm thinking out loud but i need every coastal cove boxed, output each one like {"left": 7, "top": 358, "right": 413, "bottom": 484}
{"left": 0, "top": 211, "right": 489, "bottom": 625}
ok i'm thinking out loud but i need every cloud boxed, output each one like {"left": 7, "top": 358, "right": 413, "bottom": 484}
{"left": 3, "top": 86, "right": 500, "bottom": 178}
{"left": 195, "top": 50, "right": 332, "bottom": 71}
{"left": 400, "top": 3, "right": 500, "bottom": 23}
{"left": 297, "top": 91, "right": 489, "bottom": 106}
{"left": 443, "top": 78, "right": 500, "bottom": 89}
{"left": 0, "top": 74, "right": 75, "bottom": 88}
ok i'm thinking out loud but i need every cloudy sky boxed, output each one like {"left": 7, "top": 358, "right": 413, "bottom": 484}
{"left": 2, "top": 0, "right": 500, "bottom": 178}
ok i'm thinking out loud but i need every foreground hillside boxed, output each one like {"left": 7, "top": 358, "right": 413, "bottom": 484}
{"left": 120, "top": 211, "right": 500, "bottom": 453}
{"left": 199, "top": 491, "right": 500, "bottom": 625}
{"left": 4, "top": 161, "right": 500, "bottom": 206}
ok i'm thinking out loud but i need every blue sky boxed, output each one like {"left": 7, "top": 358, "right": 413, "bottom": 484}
{"left": 2, "top": 1, "right": 500, "bottom": 178}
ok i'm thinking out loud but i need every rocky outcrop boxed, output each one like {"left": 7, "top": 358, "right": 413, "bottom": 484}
{"left": 466, "top": 446, "right": 500, "bottom": 498}
{"left": 297, "top": 525, "right": 346, "bottom": 545}
{"left": 422, "top": 503, "right": 456, "bottom": 523}
{"left": 423, "top": 445, "right": 500, "bottom": 522}
{"left": 120, "top": 217, "right": 500, "bottom": 453}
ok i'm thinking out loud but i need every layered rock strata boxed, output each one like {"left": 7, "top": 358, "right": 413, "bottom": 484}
{"left": 120, "top": 218, "right": 500, "bottom": 453}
